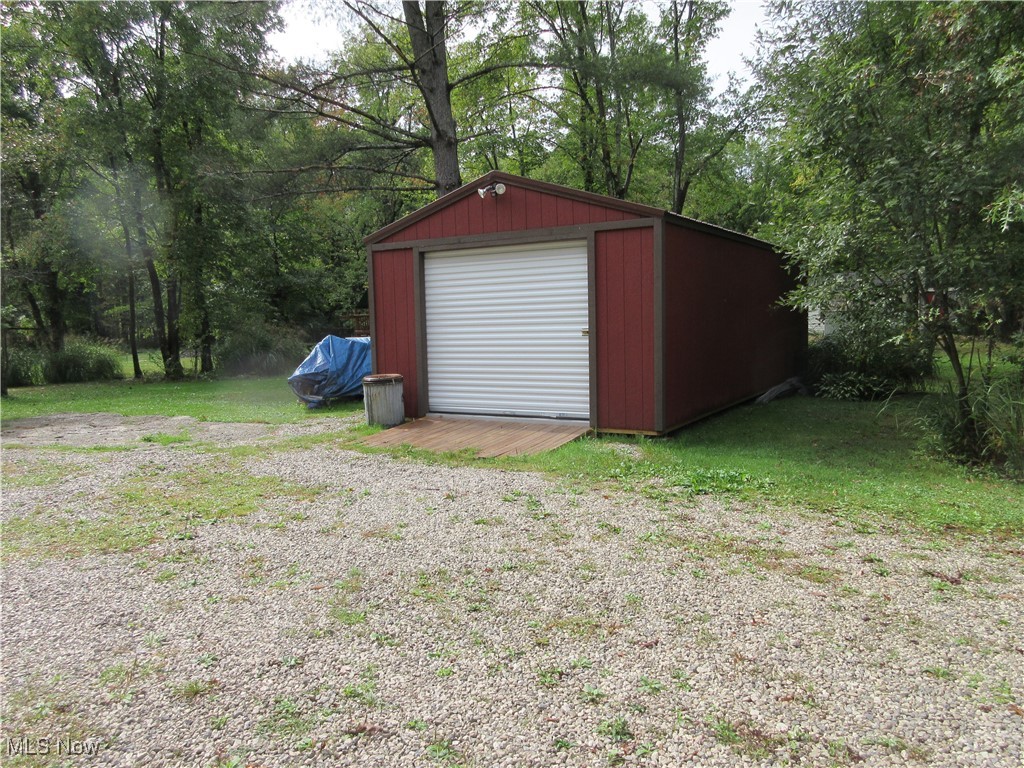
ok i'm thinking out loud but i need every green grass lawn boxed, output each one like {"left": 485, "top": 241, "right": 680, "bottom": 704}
{"left": 512, "top": 396, "right": 1023, "bottom": 534}
{"left": 0, "top": 376, "right": 360, "bottom": 424}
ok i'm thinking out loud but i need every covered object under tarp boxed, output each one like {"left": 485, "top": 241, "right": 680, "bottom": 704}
{"left": 288, "top": 335, "right": 371, "bottom": 407}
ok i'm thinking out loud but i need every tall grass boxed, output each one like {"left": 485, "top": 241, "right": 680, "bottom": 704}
{"left": 42, "top": 337, "right": 121, "bottom": 383}
{"left": 924, "top": 378, "right": 1024, "bottom": 481}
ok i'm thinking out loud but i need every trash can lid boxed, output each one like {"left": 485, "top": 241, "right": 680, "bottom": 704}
{"left": 363, "top": 373, "right": 403, "bottom": 384}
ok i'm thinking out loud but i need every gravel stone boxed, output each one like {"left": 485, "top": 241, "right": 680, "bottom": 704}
{"left": 1, "top": 414, "right": 1021, "bottom": 767}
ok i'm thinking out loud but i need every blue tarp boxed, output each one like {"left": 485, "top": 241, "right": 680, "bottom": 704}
{"left": 288, "top": 335, "right": 371, "bottom": 408}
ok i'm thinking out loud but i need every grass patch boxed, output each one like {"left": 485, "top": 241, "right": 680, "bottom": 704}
{"left": 1, "top": 465, "right": 320, "bottom": 561}
{"left": 0, "top": 677, "right": 107, "bottom": 767}
{"left": 2, "top": 376, "right": 362, "bottom": 424}
{"left": 140, "top": 431, "right": 191, "bottom": 445}
{"left": 6, "top": 376, "right": 1021, "bottom": 533}
{"left": 509, "top": 397, "right": 1024, "bottom": 534}
{"left": 1, "top": 459, "right": 83, "bottom": 488}
{"left": 256, "top": 697, "right": 318, "bottom": 739}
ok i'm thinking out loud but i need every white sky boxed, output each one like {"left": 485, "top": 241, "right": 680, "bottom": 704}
{"left": 267, "top": 0, "right": 768, "bottom": 92}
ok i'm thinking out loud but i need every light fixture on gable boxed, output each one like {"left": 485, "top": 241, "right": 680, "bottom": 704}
{"left": 477, "top": 182, "right": 506, "bottom": 199}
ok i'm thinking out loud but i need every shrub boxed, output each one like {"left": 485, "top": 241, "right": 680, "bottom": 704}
{"left": 807, "top": 323, "right": 934, "bottom": 400}
{"left": 215, "top": 323, "right": 309, "bottom": 377}
{"left": 42, "top": 337, "right": 122, "bottom": 384}
{"left": 923, "top": 376, "right": 1024, "bottom": 480}
{"left": 4, "top": 347, "right": 44, "bottom": 387}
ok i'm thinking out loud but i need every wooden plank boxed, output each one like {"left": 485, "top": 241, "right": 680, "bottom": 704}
{"left": 485, "top": 423, "right": 588, "bottom": 458}
{"left": 362, "top": 417, "right": 588, "bottom": 457}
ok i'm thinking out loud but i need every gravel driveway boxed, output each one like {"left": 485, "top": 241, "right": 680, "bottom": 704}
{"left": 1, "top": 414, "right": 1021, "bottom": 767}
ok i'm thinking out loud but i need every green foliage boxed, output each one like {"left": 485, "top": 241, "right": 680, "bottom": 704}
{"left": 214, "top": 322, "right": 309, "bottom": 377}
{"left": 41, "top": 337, "right": 121, "bottom": 384}
{"left": 923, "top": 376, "right": 1024, "bottom": 480}
{"left": 807, "top": 322, "right": 935, "bottom": 401}
{"left": 761, "top": 0, "right": 1024, "bottom": 464}
{"left": 4, "top": 347, "right": 44, "bottom": 387}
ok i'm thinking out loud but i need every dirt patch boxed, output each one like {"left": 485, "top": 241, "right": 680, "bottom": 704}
{"left": 1, "top": 412, "right": 276, "bottom": 447}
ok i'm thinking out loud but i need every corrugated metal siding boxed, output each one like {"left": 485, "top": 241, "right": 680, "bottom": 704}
{"left": 661, "top": 223, "right": 805, "bottom": 429}
{"left": 425, "top": 242, "right": 590, "bottom": 420}
{"left": 370, "top": 249, "right": 419, "bottom": 418}
{"left": 382, "top": 185, "right": 635, "bottom": 243}
{"left": 595, "top": 228, "right": 656, "bottom": 432}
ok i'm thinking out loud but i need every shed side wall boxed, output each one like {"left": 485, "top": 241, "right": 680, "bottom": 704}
{"left": 370, "top": 248, "right": 419, "bottom": 418}
{"left": 380, "top": 185, "right": 637, "bottom": 244}
{"left": 595, "top": 227, "right": 656, "bottom": 432}
{"left": 662, "top": 223, "right": 805, "bottom": 429}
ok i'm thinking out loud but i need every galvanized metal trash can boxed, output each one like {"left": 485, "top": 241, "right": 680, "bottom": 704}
{"left": 362, "top": 374, "right": 404, "bottom": 427}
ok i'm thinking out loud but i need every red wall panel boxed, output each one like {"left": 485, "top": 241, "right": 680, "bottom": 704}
{"left": 371, "top": 248, "right": 419, "bottom": 418}
{"left": 381, "top": 183, "right": 646, "bottom": 243}
{"left": 662, "top": 223, "right": 805, "bottom": 429}
{"left": 595, "top": 227, "right": 656, "bottom": 432}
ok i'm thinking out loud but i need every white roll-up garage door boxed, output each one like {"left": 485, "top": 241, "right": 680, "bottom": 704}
{"left": 425, "top": 241, "right": 590, "bottom": 420}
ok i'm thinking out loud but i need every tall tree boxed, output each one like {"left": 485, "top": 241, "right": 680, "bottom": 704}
{"left": 34, "top": 0, "right": 280, "bottom": 377}
{"left": 258, "top": 1, "right": 541, "bottom": 199}
{"left": 759, "top": 0, "right": 1024, "bottom": 422}
{"left": 0, "top": 2, "right": 79, "bottom": 353}
{"left": 657, "top": 0, "right": 738, "bottom": 214}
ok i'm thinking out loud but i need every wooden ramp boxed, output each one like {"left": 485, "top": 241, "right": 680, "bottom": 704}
{"left": 362, "top": 415, "right": 590, "bottom": 458}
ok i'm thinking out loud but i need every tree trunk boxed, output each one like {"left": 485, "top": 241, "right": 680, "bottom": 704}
{"left": 670, "top": 0, "right": 691, "bottom": 214}
{"left": 199, "top": 309, "right": 214, "bottom": 374}
{"left": 165, "top": 277, "right": 184, "bottom": 379}
{"left": 1, "top": 328, "right": 9, "bottom": 397}
{"left": 128, "top": 269, "right": 142, "bottom": 379}
{"left": 42, "top": 269, "right": 66, "bottom": 351}
{"left": 402, "top": 1, "right": 461, "bottom": 196}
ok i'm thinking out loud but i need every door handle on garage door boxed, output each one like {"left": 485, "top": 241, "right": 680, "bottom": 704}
{"left": 581, "top": 328, "right": 589, "bottom": 337}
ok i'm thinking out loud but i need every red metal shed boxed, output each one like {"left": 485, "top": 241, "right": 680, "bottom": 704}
{"left": 365, "top": 171, "right": 806, "bottom": 435}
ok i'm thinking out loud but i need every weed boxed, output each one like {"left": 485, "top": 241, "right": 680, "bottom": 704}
{"left": 826, "top": 738, "right": 861, "bottom": 764}
{"left": 924, "top": 666, "right": 954, "bottom": 680}
{"left": 342, "top": 669, "right": 379, "bottom": 706}
{"left": 406, "top": 719, "right": 428, "bottom": 731}
{"left": 361, "top": 525, "right": 403, "bottom": 541}
{"left": 993, "top": 679, "right": 1015, "bottom": 704}
{"left": 796, "top": 564, "right": 841, "bottom": 584}
{"left": 435, "top": 667, "right": 454, "bottom": 678}
{"left": 425, "top": 739, "right": 464, "bottom": 766}
{"left": 597, "top": 717, "right": 633, "bottom": 743}
{"left": 2, "top": 465, "right": 319, "bottom": 561}
{"left": 174, "top": 679, "right": 215, "bottom": 700}
{"left": 709, "top": 716, "right": 786, "bottom": 759}
{"left": 670, "top": 669, "right": 693, "bottom": 691}
{"left": 581, "top": 685, "right": 607, "bottom": 704}
{"left": 143, "top": 632, "right": 167, "bottom": 649}
{"left": 708, "top": 716, "right": 741, "bottom": 745}
{"left": 140, "top": 431, "right": 192, "bottom": 445}
{"left": 863, "top": 735, "right": 909, "bottom": 752}
{"left": 256, "top": 697, "right": 317, "bottom": 738}
{"left": 210, "top": 714, "right": 229, "bottom": 730}
{"left": 638, "top": 676, "right": 665, "bottom": 695}
{"left": 537, "top": 667, "right": 565, "bottom": 687}
{"left": 553, "top": 737, "right": 574, "bottom": 751}
{"left": 329, "top": 605, "right": 367, "bottom": 626}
